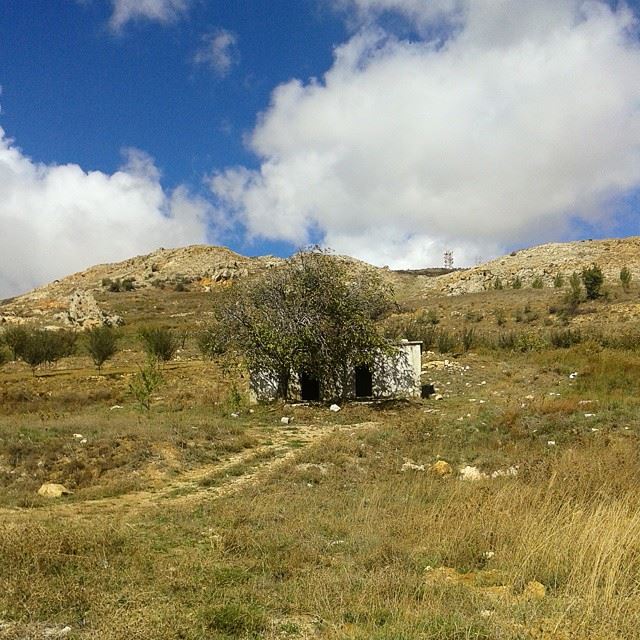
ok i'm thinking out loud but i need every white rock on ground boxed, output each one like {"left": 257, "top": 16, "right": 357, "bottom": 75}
{"left": 329, "top": 404, "right": 341, "bottom": 412}
{"left": 37, "top": 483, "right": 73, "bottom": 498}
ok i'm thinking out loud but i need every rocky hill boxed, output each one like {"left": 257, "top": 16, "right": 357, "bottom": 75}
{"left": 3, "top": 236, "right": 640, "bottom": 328}
{"left": 425, "top": 237, "right": 640, "bottom": 295}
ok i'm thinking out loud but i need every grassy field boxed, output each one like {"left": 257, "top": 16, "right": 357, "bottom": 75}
{"left": 2, "top": 283, "right": 640, "bottom": 639}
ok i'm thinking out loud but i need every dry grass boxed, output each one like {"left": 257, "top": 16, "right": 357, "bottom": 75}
{"left": 3, "top": 287, "right": 640, "bottom": 637}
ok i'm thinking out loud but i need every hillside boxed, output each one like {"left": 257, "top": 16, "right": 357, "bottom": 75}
{"left": 426, "top": 236, "right": 640, "bottom": 295}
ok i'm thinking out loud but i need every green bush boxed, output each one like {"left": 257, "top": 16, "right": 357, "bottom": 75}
{"left": 553, "top": 272, "right": 565, "bottom": 288}
{"left": 620, "top": 267, "right": 632, "bottom": 292}
{"left": 139, "top": 326, "right": 177, "bottom": 362}
{"left": 0, "top": 347, "right": 9, "bottom": 367}
{"left": 493, "top": 276, "right": 503, "bottom": 290}
{"left": 512, "top": 276, "right": 522, "bottom": 289}
{"left": 129, "top": 362, "right": 163, "bottom": 412}
{"left": 493, "top": 308, "right": 507, "bottom": 326}
{"left": 85, "top": 325, "right": 119, "bottom": 373}
{"left": 581, "top": 264, "right": 604, "bottom": 300}
{"left": 2, "top": 325, "right": 28, "bottom": 361}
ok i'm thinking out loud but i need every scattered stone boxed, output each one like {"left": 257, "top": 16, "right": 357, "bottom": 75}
{"left": 72, "top": 433, "right": 84, "bottom": 439}
{"left": 569, "top": 372, "right": 578, "bottom": 380}
{"left": 584, "top": 413, "right": 596, "bottom": 418}
{"left": 281, "top": 417, "right": 292, "bottom": 425}
{"left": 491, "top": 466, "right": 519, "bottom": 478}
{"left": 547, "top": 440, "right": 556, "bottom": 446}
{"left": 482, "top": 550, "right": 495, "bottom": 560}
{"left": 329, "top": 404, "right": 341, "bottom": 412}
{"left": 430, "top": 460, "right": 453, "bottom": 477}
{"left": 230, "top": 412, "right": 239, "bottom": 418}
{"left": 110, "top": 405, "right": 123, "bottom": 410}
{"left": 401, "top": 460, "right": 425, "bottom": 472}
{"left": 44, "top": 626, "right": 72, "bottom": 638}
{"left": 459, "top": 465, "right": 488, "bottom": 481}
{"left": 37, "top": 483, "right": 73, "bottom": 498}
{"left": 434, "top": 394, "right": 444, "bottom": 401}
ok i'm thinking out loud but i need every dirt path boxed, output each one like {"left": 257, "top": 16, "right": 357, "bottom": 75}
{"left": 1, "top": 421, "right": 377, "bottom": 522}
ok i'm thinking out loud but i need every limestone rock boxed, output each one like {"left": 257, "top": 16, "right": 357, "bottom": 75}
{"left": 57, "top": 290, "right": 123, "bottom": 328}
{"left": 430, "top": 460, "right": 453, "bottom": 476}
{"left": 37, "top": 483, "right": 73, "bottom": 498}
{"left": 459, "top": 465, "right": 488, "bottom": 481}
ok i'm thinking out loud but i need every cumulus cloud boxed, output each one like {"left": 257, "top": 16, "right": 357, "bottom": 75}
{"left": 194, "top": 29, "right": 240, "bottom": 77}
{"left": 212, "top": 1, "right": 640, "bottom": 267}
{"left": 109, "top": 0, "right": 190, "bottom": 31}
{"left": 0, "top": 130, "right": 215, "bottom": 298}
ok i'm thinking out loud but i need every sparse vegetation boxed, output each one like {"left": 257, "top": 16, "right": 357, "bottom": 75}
{"left": 553, "top": 272, "right": 564, "bottom": 288}
{"left": 531, "top": 275, "right": 543, "bottom": 289}
{"left": 511, "top": 276, "right": 522, "bottom": 289}
{"left": 4, "top": 240, "right": 640, "bottom": 639}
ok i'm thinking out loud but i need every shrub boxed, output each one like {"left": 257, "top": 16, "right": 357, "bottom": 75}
{"left": 565, "top": 272, "right": 583, "bottom": 309}
{"left": 85, "top": 325, "right": 119, "bottom": 373}
{"left": 495, "top": 332, "right": 518, "bottom": 351}
{"left": 512, "top": 276, "right": 522, "bottom": 289}
{"left": 2, "top": 325, "right": 28, "bottom": 361}
{"left": 493, "top": 277, "right": 503, "bottom": 290}
{"left": 550, "top": 328, "right": 582, "bottom": 349}
{"left": 436, "top": 329, "right": 457, "bottom": 353}
{"left": 129, "top": 362, "right": 163, "bottom": 412}
{"left": 620, "top": 267, "right": 632, "bottom": 292}
{"left": 494, "top": 308, "right": 507, "bottom": 327}
{"left": 553, "top": 272, "right": 565, "bottom": 288}
{"left": 0, "top": 347, "right": 8, "bottom": 367}
{"left": 197, "top": 326, "right": 228, "bottom": 359}
{"left": 581, "top": 264, "right": 604, "bottom": 300}
{"left": 531, "top": 276, "right": 544, "bottom": 289}
{"left": 460, "top": 327, "right": 476, "bottom": 353}
{"left": 464, "top": 310, "right": 483, "bottom": 323}
{"left": 139, "top": 326, "right": 177, "bottom": 362}
{"left": 514, "top": 332, "right": 547, "bottom": 352}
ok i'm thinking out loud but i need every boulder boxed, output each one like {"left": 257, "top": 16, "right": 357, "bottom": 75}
{"left": 37, "top": 483, "right": 73, "bottom": 498}
{"left": 430, "top": 460, "right": 453, "bottom": 476}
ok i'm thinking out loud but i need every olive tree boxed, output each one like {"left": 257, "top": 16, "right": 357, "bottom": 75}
{"left": 218, "top": 248, "right": 398, "bottom": 401}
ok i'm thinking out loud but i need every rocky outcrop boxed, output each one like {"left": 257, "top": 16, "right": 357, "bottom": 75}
{"left": 54, "top": 290, "right": 123, "bottom": 329}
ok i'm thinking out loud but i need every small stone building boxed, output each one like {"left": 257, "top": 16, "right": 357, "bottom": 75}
{"left": 249, "top": 340, "right": 422, "bottom": 403}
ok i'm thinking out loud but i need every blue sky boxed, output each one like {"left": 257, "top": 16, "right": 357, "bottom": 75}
{"left": 2, "top": 0, "right": 640, "bottom": 296}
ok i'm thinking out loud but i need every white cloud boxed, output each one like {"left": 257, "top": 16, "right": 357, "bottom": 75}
{"left": 194, "top": 29, "right": 240, "bottom": 77}
{"left": 109, "top": 0, "right": 190, "bottom": 31}
{"left": 0, "top": 130, "right": 215, "bottom": 298}
{"left": 212, "top": 1, "right": 640, "bottom": 267}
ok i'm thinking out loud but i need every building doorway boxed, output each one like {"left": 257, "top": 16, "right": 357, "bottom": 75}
{"left": 299, "top": 371, "right": 321, "bottom": 402}
{"left": 355, "top": 365, "right": 373, "bottom": 398}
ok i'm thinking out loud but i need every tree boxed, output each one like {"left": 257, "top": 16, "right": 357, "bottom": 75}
{"left": 620, "top": 266, "right": 632, "bottom": 292}
{"left": 19, "top": 329, "right": 76, "bottom": 374}
{"left": 581, "top": 264, "right": 604, "bottom": 300}
{"left": 219, "top": 248, "right": 397, "bottom": 401}
{"left": 139, "top": 326, "right": 177, "bottom": 363}
{"left": 2, "top": 325, "right": 28, "bottom": 361}
{"left": 85, "top": 325, "right": 119, "bottom": 373}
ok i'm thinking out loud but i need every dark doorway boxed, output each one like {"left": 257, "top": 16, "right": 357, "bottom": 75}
{"left": 299, "top": 371, "right": 321, "bottom": 402}
{"left": 355, "top": 365, "right": 373, "bottom": 398}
